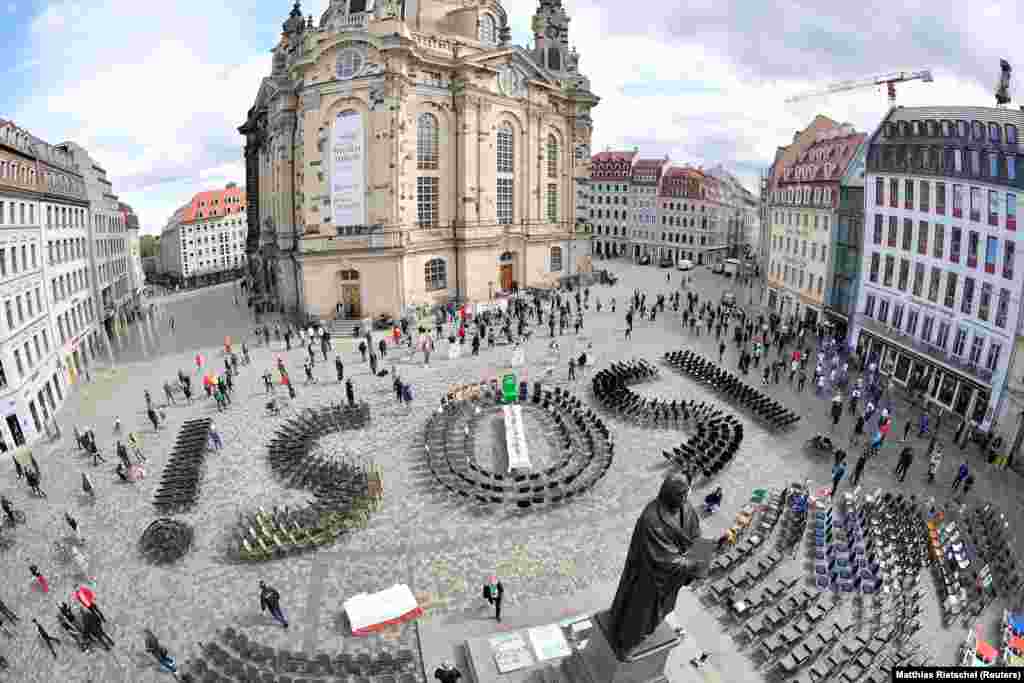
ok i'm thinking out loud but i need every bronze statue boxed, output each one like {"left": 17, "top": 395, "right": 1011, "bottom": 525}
{"left": 606, "top": 471, "right": 703, "bottom": 658}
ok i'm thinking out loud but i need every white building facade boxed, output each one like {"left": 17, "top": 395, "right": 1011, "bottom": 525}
{"left": 851, "top": 106, "right": 1024, "bottom": 433}
{"left": 589, "top": 150, "right": 636, "bottom": 260}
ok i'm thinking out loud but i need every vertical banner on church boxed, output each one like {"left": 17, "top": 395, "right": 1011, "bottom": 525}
{"left": 332, "top": 110, "right": 365, "bottom": 229}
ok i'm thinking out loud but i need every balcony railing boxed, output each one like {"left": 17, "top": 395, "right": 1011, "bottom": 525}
{"left": 338, "top": 12, "right": 369, "bottom": 29}
{"left": 859, "top": 316, "right": 993, "bottom": 384}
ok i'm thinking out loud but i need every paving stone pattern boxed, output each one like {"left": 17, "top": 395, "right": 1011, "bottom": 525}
{"left": 0, "top": 271, "right": 1019, "bottom": 682}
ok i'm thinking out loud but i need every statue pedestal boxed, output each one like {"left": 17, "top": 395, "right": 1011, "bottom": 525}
{"left": 562, "top": 610, "right": 679, "bottom": 683}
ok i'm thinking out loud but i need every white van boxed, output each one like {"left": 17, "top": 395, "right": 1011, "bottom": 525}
{"left": 677, "top": 259, "right": 694, "bottom": 271}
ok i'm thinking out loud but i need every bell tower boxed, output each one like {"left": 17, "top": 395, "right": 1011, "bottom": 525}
{"left": 531, "top": 0, "right": 570, "bottom": 75}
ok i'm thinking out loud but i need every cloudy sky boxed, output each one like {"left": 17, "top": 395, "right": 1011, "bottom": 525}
{"left": 1, "top": 0, "right": 1017, "bottom": 234}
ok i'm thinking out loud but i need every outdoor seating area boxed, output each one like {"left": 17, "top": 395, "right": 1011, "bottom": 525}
{"left": 930, "top": 502, "right": 1019, "bottom": 626}
{"left": 663, "top": 349, "right": 800, "bottom": 429}
{"left": 153, "top": 418, "right": 212, "bottom": 513}
{"left": 265, "top": 402, "right": 372, "bottom": 487}
{"left": 1001, "top": 610, "right": 1024, "bottom": 666}
{"left": 185, "top": 626, "right": 420, "bottom": 683}
{"left": 422, "top": 384, "right": 613, "bottom": 509}
{"left": 590, "top": 359, "right": 744, "bottom": 481}
{"left": 809, "top": 491, "right": 885, "bottom": 594}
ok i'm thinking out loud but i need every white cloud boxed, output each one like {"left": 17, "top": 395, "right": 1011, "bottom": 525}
{"left": 10, "top": 0, "right": 1019, "bottom": 232}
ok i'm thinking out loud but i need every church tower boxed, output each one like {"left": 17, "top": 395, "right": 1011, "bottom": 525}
{"left": 531, "top": 0, "right": 571, "bottom": 75}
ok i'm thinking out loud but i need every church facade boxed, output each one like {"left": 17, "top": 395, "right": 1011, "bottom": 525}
{"left": 239, "top": 0, "right": 599, "bottom": 321}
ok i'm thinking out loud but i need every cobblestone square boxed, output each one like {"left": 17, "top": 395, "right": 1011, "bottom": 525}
{"left": 0, "top": 265, "right": 1020, "bottom": 682}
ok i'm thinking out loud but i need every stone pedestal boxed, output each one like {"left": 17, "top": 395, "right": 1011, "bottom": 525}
{"left": 562, "top": 610, "right": 679, "bottom": 683}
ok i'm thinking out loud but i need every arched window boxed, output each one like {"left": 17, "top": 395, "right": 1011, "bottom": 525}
{"left": 339, "top": 269, "right": 359, "bottom": 281}
{"left": 496, "top": 123, "right": 514, "bottom": 224}
{"left": 417, "top": 113, "right": 440, "bottom": 227}
{"left": 547, "top": 134, "right": 558, "bottom": 179}
{"left": 425, "top": 258, "right": 447, "bottom": 291}
{"left": 550, "top": 246, "right": 562, "bottom": 272}
{"left": 478, "top": 14, "right": 496, "bottom": 45}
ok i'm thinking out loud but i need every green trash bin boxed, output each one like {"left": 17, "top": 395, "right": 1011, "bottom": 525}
{"left": 502, "top": 373, "right": 518, "bottom": 403}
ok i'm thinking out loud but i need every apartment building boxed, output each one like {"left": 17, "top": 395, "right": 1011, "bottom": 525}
{"left": 589, "top": 150, "right": 637, "bottom": 260}
{"left": 851, "top": 106, "right": 1024, "bottom": 436}
{"left": 159, "top": 184, "right": 247, "bottom": 286}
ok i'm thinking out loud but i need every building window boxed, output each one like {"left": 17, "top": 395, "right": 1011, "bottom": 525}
{"left": 985, "top": 236, "right": 998, "bottom": 274}
{"left": 416, "top": 113, "right": 439, "bottom": 170}
{"left": 932, "top": 224, "right": 944, "bottom": 259}
{"left": 904, "top": 179, "right": 914, "bottom": 209}
{"left": 496, "top": 123, "right": 514, "bottom": 225}
{"left": 869, "top": 253, "right": 880, "bottom": 283}
{"left": 950, "top": 227, "right": 961, "bottom": 264}
{"left": 911, "top": 262, "right": 924, "bottom": 297}
{"left": 13, "top": 349, "right": 22, "bottom": 376}
{"left": 952, "top": 184, "right": 963, "bottom": 218}
{"left": 883, "top": 255, "right": 895, "bottom": 287}
{"left": 872, "top": 214, "right": 883, "bottom": 245}
{"left": 550, "top": 246, "right": 562, "bottom": 272}
{"left": 969, "top": 187, "right": 981, "bottom": 222}
{"left": 889, "top": 178, "right": 898, "bottom": 207}
{"left": 921, "top": 316, "right": 934, "bottom": 342}
{"left": 416, "top": 177, "right": 439, "bottom": 227}
{"left": 985, "top": 342, "right": 1002, "bottom": 372}
{"left": 888, "top": 216, "right": 898, "bottom": 247}
{"left": 898, "top": 258, "right": 910, "bottom": 291}
{"left": 917, "top": 220, "right": 928, "bottom": 255}
{"left": 952, "top": 328, "right": 968, "bottom": 357}
{"left": 877, "top": 298, "right": 889, "bottom": 324}
{"left": 906, "top": 309, "right": 918, "bottom": 336}
{"left": 967, "top": 231, "right": 979, "bottom": 268}
{"left": 936, "top": 320, "right": 950, "bottom": 350}
{"left": 920, "top": 181, "right": 930, "bottom": 212}
{"left": 546, "top": 183, "right": 558, "bottom": 222}
{"left": 424, "top": 257, "right": 447, "bottom": 291}
{"left": 875, "top": 178, "right": 884, "bottom": 206}
{"left": 927, "top": 267, "right": 941, "bottom": 302}
{"left": 978, "top": 282, "right": 992, "bottom": 321}
{"left": 892, "top": 304, "right": 904, "bottom": 330}
{"left": 478, "top": 13, "right": 496, "bottom": 44}
{"left": 988, "top": 190, "right": 1000, "bottom": 227}
{"left": 936, "top": 182, "right": 946, "bottom": 214}
{"left": 1009, "top": 193, "right": 1017, "bottom": 230}
{"left": 969, "top": 335, "right": 984, "bottom": 366}
{"left": 901, "top": 219, "right": 917, "bottom": 250}
{"left": 336, "top": 48, "right": 364, "bottom": 80}
{"left": 943, "top": 271, "right": 958, "bottom": 309}
{"left": 546, "top": 134, "right": 558, "bottom": 179}
{"left": 864, "top": 294, "right": 876, "bottom": 318}
{"left": 996, "top": 288, "right": 1010, "bottom": 329}
{"left": 1005, "top": 240, "right": 1015, "bottom": 280}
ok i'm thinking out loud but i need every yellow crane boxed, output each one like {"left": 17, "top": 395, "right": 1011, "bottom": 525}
{"left": 784, "top": 69, "right": 934, "bottom": 107}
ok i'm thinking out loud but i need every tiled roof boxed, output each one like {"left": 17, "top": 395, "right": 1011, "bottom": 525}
{"left": 591, "top": 150, "right": 637, "bottom": 163}
{"left": 181, "top": 185, "right": 247, "bottom": 223}
{"left": 780, "top": 131, "right": 867, "bottom": 184}
{"left": 887, "top": 105, "right": 1024, "bottom": 128}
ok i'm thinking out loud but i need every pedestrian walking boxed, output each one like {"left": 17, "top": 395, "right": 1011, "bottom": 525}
{"left": 830, "top": 395, "right": 843, "bottom": 432}
{"left": 163, "top": 381, "right": 176, "bottom": 405}
{"left": 208, "top": 423, "right": 223, "bottom": 451}
{"left": 928, "top": 446, "right": 943, "bottom": 483}
{"left": 851, "top": 450, "right": 868, "bottom": 487}
{"left": 956, "top": 474, "right": 975, "bottom": 502}
{"left": 951, "top": 462, "right": 969, "bottom": 491}
{"left": 128, "top": 432, "right": 145, "bottom": 462}
{"left": 718, "top": 341, "right": 726, "bottom": 363}
{"left": 259, "top": 581, "right": 288, "bottom": 628}
{"left": 64, "top": 512, "right": 80, "bottom": 539}
{"left": 26, "top": 467, "right": 46, "bottom": 497}
{"left": 147, "top": 407, "right": 160, "bottom": 431}
{"left": 903, "top": 419, "right": 913, "bottom": 442}
{"left": 918, "top": 412, "right": 930, "bottom": 438}
{"left": 830, "top": 460, "right": 847, "bottom": 498}
{"left": 483, "top": 575, "right": 504, "bottom": 622}
{"left": 568, "top": 358, "right": 576, "bottom": 381}
{"left": 850, "top": 414, "right": 866, "bottom": 445}
{"left": 335, "top": 356, "right": 344, "bottom": 382}
{"left": 346, "top": 378, "right": 355, "bottom": 406}
{"left": 34, "top": 618, "right": 61, "bottom": 658}
{"left": 29, "top": 564, "right": 49, "bottom": 593}
{"left": 894, "top": 446, "right": 914, "bottom": 483}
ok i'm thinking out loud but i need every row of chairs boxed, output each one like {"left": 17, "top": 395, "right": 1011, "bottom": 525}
{"left": 787, "top": 619, "right": 926, "bottom": 683}
{"left": 971, "top": 504, "right": 1021, "bottom": 597}
{"left": 153, "top": 418, "right": 211, "bottom": 513}
{"left": 266, "top": 403, "right": 371, "bottom": 486}
{"left": 423, "top": 385, "right": 613, "bottom": 509}
{"left": 590, "top": 360, "right": 745, "bottom": 480}
{"left": 764, "top": 600, "right": 847, "bottom": 674}
{"left": 194, "top": 630, "right": 418, "bottom": 682}
{"left": 663, "top": 349, "right": 800, "bottom": 429}
{"left": 863, "top": 492, "right": 927, "bottom": 594}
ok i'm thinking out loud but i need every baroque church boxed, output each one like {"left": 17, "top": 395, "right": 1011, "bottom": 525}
{"left": 239, "top": 0, "right": 599, "bottom": 320}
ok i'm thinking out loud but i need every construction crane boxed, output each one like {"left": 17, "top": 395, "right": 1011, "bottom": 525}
{"left": 785, "top": 69, "right": 934, "bottom": 107}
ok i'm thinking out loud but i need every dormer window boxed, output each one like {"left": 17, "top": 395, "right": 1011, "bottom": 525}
{"left": 478, "top": 14, "right": 496, "bottom": 45}
{"left": 989, "top": 122, "right": 1001, "bottom": 143}
{"left": 972, "top": 121, "right": 984, "bottom": 140}
{"left": 1008, "top": 125, "right": 1019, "bottom": 144}
{"left": 912, "top": 121, "right": 921, "bottom": 136}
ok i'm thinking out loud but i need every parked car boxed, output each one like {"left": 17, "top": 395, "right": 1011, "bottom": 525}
{"left": 676, "top": 259, "right": 694, "bottom": 271}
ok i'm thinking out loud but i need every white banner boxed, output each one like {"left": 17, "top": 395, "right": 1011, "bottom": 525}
{"left": 332, "top": 111, "right": 365, "bottom": 229}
